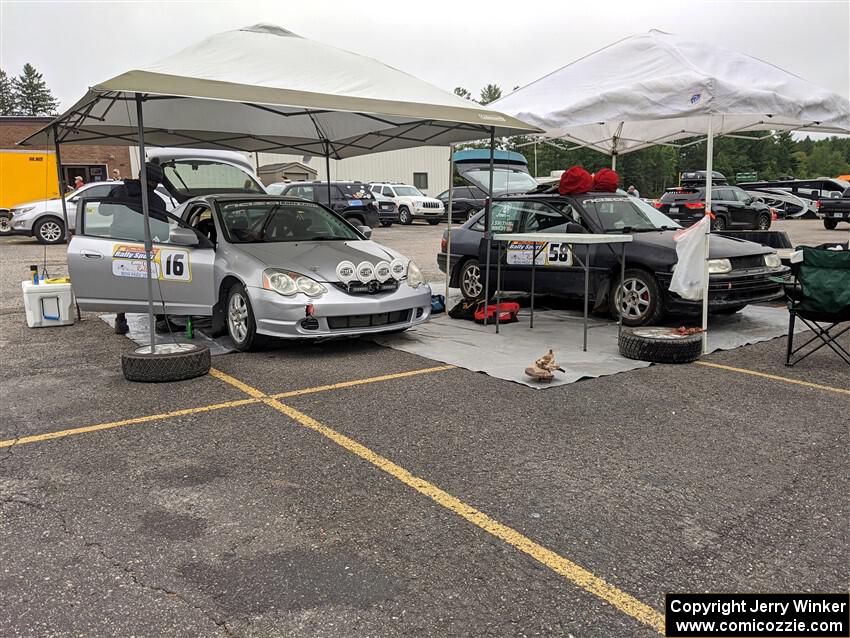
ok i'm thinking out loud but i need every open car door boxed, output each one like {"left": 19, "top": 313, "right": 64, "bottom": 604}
{"left": 68, "top": 197, "right": 217, "bottom": 315}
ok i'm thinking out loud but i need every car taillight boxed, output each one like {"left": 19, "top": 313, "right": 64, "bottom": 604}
{"left": 684, "top": 202, "right": 705, "bottom": 209}
{"left": 440, "top": 236, "right": 447, "bottom": 252}
{"left": 815, "top": 200, "right": 821, "bottom": 209}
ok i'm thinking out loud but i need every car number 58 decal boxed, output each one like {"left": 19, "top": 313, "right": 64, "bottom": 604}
{"left": 507, "top": 241, "right": 573, "bottom": 267}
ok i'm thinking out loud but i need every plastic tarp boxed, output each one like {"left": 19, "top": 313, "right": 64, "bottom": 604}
{"left": 491, "top": 30, "right": 850, "bottom": 155}
{"left": 19, "top": 24, "right": 539, "bottom": 156}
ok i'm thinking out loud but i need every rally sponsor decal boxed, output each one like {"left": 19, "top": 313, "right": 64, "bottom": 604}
{"left": 506, "top": 241, "right": 573, "bottom": 267}
{"left": 111, "top": 244, "right": 192, "bottom": 282}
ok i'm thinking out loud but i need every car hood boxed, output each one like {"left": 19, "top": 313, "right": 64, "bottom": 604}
{"left": 630, "top": 230, "right": 774, "bottom": 258}
{"left": 233, "top": 240, "right": 404, "bottom": 282}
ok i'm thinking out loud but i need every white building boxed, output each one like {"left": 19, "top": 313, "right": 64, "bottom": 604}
{"left": 254, "top": 146, "right": 451, "bottom": 197}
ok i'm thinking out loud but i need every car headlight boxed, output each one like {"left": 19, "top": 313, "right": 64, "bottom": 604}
{"left": 763, "top": 253, "right": 781, "bottom": 268}
{"left": 406, "top": 260, "right": 424, "bottom": 288}
{"left": 12, "top": 206, "right": 34, "bottom": 216}
{"left": 707, "top": 258, "right": 732, "bottom": 274}
{"left": 262, "top": 269, "right": 327, "bottom": 297}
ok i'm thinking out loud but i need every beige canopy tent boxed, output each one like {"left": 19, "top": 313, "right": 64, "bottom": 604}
{"left": 20, "top": 23, "right": 540, "bottom": 357}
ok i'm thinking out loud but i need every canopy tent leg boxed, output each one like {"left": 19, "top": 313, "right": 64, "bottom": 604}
{"left": 445, "top": 145, "right": 455, "bottom": 299}
{"left": 325, "top": 149, "right": 332, "bottom": 206}
{"left": 52, "top": 125, "right": 70, "bottom": 242}
{"left": 611, "top": 153, "right": 617, "bottom": 170}
{"left": 135, "top": 92, "right": 158, "bottom": 354}
{"left": 702, "top": 115, "right": 714, "bottom": 354}
{"left": 482, "top": 127, "right": 496, "bottom": 327}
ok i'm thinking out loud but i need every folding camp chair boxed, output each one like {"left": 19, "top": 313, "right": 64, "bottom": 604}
{"left": 783, "top": 246, "right": 850, "bottom": 367}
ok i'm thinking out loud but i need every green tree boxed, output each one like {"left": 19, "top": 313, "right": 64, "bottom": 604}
{"left": 0, "top": 69, "right": 16, "bottom": 115}
{"left": 12, "top": 63, "right": 59, "bottom": 116}
{"left": 479, "top": 83, "right": 502, "bottom": 105}
{"left": 453, "top": 86, "right": 473, "bottom": 101}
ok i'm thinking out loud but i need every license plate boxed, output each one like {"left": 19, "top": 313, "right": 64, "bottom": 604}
{"left": 348, "top": 200, "right": 363, "bottom": 207}
{"left": 831, "top": 213, "right": 845, "bottom": 218}
{"left": 669, "top": 206, "right": 679, "bottom": 213}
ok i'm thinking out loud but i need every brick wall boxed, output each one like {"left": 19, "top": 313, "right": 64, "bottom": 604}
{"left": 0, "top": 117, "right": 132, "bottom": 178}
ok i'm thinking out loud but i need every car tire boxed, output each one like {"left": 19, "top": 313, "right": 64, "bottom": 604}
{"left": 458, "top": 259, "right": 484, "bottom": 300}
{"left": 711, "top": 215, "right": 727, "bottom": 232}
{"left": 380, "top": 221, "right": 393, "bottom": 227}
{"left": 122, "top": 343, "right": 211, "bottom": 383}
{"left": 0, "top": 213, "right": 12, "bottom": 236}
{"left": 427, "top": 219, "right": 440, "bottom": 225}
{"left": 823, "top": 218, "right": 839, "bottom": 230}
{"left": 346, "top": 215, "right": 365, "bottom": 227}
{"left": 34, "top": 216, "right": 65, "bottom": 244}
{"left": 226, "top": 282, "right": 263, "bottom": 352}
{"left": 467, "top": 210, "right": 477, "bottom": 221}
{"left": 399, "top": 206, "right": 413, "bottom": 225}
{"left": 618, "top": 327, "right": 702, "bottom": 364}
{"left": 612, "top": 269, "right": 664, "bottom": 327}
{"left": 756, "top": 214, "right": 771, "bottom": 230}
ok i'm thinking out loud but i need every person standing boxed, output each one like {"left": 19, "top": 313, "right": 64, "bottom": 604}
{"left": 111, "top": 168, "right": 121, "bottom": 181}
{"left": 73, "top": 175, "right": 84, "bottom": 190}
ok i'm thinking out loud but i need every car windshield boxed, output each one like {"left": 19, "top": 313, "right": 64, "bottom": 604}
{"left": 217, "top": 200, "right": 361, "bottom": 243}
{"left": 162, "top": 160, "right": 265, "bottom": 197}
{"left": 582, "top": 196, "right": 679, "bottom": 232}
{"left": 393, "top": 186, "right": 422, "bottom": 197}
{"left": 464, "top": 169, "right": 537, "bottom": 195}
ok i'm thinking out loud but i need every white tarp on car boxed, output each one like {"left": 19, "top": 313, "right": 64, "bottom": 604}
{"left": 491, "top": 30, "right": 850, "bottom": 155}
{"left": 20, "top": 23, "right": 539, "bottom": 156}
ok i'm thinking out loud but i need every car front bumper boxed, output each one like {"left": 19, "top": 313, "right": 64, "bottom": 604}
{"left": 412, "top": 208, "right": 444, "bottom": 219}
{"left": 248, "top": 282, "right": 432, "bottom": 338}
{"left": 658, "top": 266, "right": 790, "bottom": 312}
{"left": 9, "top": 216, "right": 35, "bottom": 235}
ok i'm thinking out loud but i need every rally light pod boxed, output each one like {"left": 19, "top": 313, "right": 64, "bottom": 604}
{"left": 390, "top": 258, "right": 406, "bottom": 280}
{"left": 374, "top": 260, "right": 391, "bottom": 283}
{"left": 336, "top": 261, "right": 356, "bottom": 284}
{"left": 356, "top": 261, "right": 375, "bottom": 283}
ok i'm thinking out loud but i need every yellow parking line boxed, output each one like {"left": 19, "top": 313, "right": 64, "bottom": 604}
{"left": 696, "top": 361, "right": 850, "bottom": 396}
{"left": 215, "top": 371, "right": 665, "bottom": 633}
{"left": 0, "top": 398, "right": 260, "bottom": 449}
{"left": 273, "top": 365, "right": 455, "bottom": 399}
{"left": 0, "top": 365, "right": 454, "bottom": 450}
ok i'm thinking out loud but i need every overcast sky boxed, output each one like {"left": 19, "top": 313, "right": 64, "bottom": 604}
{"left": 1, "top": 0, "right": 848, "bottom": 112}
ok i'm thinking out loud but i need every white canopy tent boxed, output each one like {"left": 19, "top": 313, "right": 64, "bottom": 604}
{"left": 20, "top": 23, "right": 539, "bottom": 357}
{"left": 492, "top": 29, "right": 850, "bottom": 350}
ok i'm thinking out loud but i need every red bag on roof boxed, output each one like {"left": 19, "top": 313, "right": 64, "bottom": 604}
{"left": 593, "top": 167, "right": 619, "bottom": 192}
{"left": 558, "top": 166, "right": 593, "bottom": 195}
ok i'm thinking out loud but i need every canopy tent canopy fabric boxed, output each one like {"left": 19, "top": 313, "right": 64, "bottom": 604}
{"left": 491, "top": 29, "right": 850, "bottom": 156}
{"left": 19, "top": 23, "right": 539, "bottom": 156}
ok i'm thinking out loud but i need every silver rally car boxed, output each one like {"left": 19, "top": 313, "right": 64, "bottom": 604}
{"left": 67, "top": 159, "right": 431, "bottom": 350}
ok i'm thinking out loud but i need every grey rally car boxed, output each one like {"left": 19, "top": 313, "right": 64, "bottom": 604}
{"left": 68, "top": 163, "right": 431, "bottom": 350}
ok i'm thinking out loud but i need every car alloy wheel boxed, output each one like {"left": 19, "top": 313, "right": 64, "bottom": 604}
{"left": 0, "top": 215, "right": 11, "bottom": 235}
{"left": 228, "top": 290, "right": 250, "bottom": 343}
{"left": 37, "top": 219, "right": 64, "bottom": 244}
{"left": 399, "top": 207, "right": 413, "bottom": 225}
{"left": 711, "top": 216, "right": 726, "bottom": 231}
{"left": 617, "top": 277, "right": 651, "bottom": 322}
{"left": 460, "top": 260, "right": 483, "bottom": 299}
{"left": 757, "top": 214, "right": 771, "bottom": 230}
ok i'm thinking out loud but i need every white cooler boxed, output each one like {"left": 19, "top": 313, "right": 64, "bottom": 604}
{"left": 21, "top": 280, "right": 76, "bottom": 328}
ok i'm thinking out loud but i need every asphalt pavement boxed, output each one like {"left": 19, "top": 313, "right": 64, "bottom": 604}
{"left": 0, "top": 222, "right": 848, "bottom": 637}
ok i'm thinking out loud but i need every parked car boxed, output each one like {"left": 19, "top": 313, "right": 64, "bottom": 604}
{"left": 68, "top": 165, "right": 431, "bottom": 350}
{"left": 739, "top": 177, "right": 849, "bottom": 220}
{"left": 6, "top": 180, "right": 177, "bottom": 244}
{"left": 370, "top": 190, "right": 401, "bottom": 227}
{"left": 656, "top": 184, "right": 773, "bottom": 231}
{"left": 438, "top": 191, "right": 788, "bottom": 326}
{"left": 436, "top": 185, "right": 487, "bottom": 222}
{"left": 368, "top": 183, "right": 444, "bottom": 225}
{"left": 817, "top": 185, "right": 850, "bottom": 229}
{"left": 278, "top": 181, "right": 385, "bottom": 228}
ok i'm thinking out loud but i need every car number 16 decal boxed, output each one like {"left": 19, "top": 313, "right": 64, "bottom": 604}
{"left": 111, "top": 244, "right": 192, "bottom": 282}
{"left": 506, "top": 241, "right": 573, "bottom": 267}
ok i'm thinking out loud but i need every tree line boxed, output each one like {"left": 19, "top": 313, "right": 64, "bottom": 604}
{"left": 454, "top": 83, "right": 850, "bottom": 197}
{"left": 0, "top": 64, "right": 60, "bottom": 116}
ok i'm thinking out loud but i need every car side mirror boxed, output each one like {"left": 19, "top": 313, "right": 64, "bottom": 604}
{"left": 169, "top": 226, "right": 200, "bottom": 246}
{"left": 358, "top": 225, "right": 372, "bottom": 239}
{"left": 68, "top": 196, "right": 78, "bottom": 203}
{"left": 566, "top": 222, "right": 586, "bottom": 234}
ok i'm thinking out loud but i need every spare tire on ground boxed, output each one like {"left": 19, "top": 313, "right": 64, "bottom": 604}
{"left": 122, "top": 343, "right": 211, "bottom": 382}
{"left": 618, "top": 327, "right": 703, "bottom": 364}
